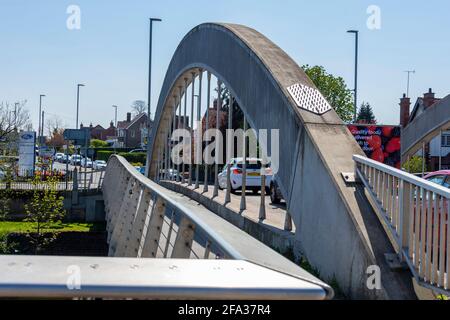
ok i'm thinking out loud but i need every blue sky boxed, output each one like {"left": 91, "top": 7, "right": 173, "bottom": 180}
{"left": 1, "top": 0, "right": 449, "bottom": 131}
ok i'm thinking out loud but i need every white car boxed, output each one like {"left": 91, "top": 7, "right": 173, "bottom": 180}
{"left": 53, "top": 153, "right": 64, "bottom": 162}
{"left": 93, "top": 160, "right": 107, "bottom": 170}
{"left": 218, "top": 158, "right": 272, "bottom": 194}
{"left": 80, "top": 157, "right": 93, "bottom": 168}
{"left": 70, "top": 154, "right": 82, "bottom": 166}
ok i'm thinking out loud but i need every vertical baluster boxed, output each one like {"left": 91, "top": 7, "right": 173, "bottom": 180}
{"left": 213, "top": 78, "right": 221, "bottom": 198}
{"left": 380, "top": 172, "right": 385, "bottom": 208}
{"left": 170, "top": 97, "right": 177, "bottom": 181}
{"left": 432, "top": 194, "right": 440, "bottom": 284}
{"left": 408, "top": 182, "right": 415, "bottom": 260}
{"left": 446, "top": 199, "right": 450, "bottom": 290}
{"left": 426, "top": 191, "right": 433, "bottom": 282}
{"left": 225, "top": 94, "right": 233, "bottom": 204}
{"left": 203, "top": 72, "right": 211, "bottom": 193}
{"left": 398, "top": 180, "right": 411, "bottom": 261}
{"left": 438, "top": 196, "right": 446, "bottom": 288}
{"left": 172, "top": 217, "right": 195, "bottom": 258}
{"left": 195, "top": 70, "right": 203, "bottom": 189}
{"left": 183, "top": 78, "right": 188, "bottom": 184}
{"left": 177, "top": 86, "right": 183, "bottom": 183}
{"left": 420, "top": 188, "right": 427, "bottom": 279}
{"left": 203, "top": 240, "right": 212, "bottom": 259}
{"left": 414, "top": 186, "right": 421, "bottom": 269}
{"left": 188, "top": 72, "right": 196, "bottom": 186}
{"left": 392, "top": 176, "right": 398, "bottom": 229}
{"left": 240, "top": 115, "right": 247, "bottom": 212}
{"left": 386, "top": 175, "right": 392, "bottom": 219}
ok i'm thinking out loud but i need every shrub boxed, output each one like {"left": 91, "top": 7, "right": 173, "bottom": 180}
{"left": 96, "top": 150, "right": 114, "bottom": 161}
{"left": 119, "top": 152, "right": 147, "bottom": 164}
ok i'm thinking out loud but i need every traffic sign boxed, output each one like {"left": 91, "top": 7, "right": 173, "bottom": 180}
{"left": 63, "top": 128, "right": 90, "bottom": 141}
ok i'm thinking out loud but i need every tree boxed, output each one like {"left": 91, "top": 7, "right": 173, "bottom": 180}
{"left": 131, "top": 100, "right": 146, "bottom": 117}
{"left": 24, "top": 176, "right": 65, "bottom": 254}
{"left": 90, "top": 139, "right": 108, "bottom": 148}
{"left": 356, "top": 102, "right": 377, "bottom": 124}
{"left": 0, "top": 100, "right": 31, "bottom": 141}
{"left": 302, "top": 65, "right": 354, "bottom": 122}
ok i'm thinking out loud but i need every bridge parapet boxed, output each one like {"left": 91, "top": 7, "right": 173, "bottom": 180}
{"left": 354, "top": 154, "right": 450, "bottom": 296}
{"left": 101, "top": 155, "right": 333, "bottom": 299}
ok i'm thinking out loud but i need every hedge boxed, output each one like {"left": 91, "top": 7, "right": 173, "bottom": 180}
{"left": 96, "top": 151, "right": 147, "bottom": 164}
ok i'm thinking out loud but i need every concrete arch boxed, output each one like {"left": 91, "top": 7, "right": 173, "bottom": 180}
{"left": 147, "top": 23, "right": 415, "bottom": 299}
{"left": 402, "top": 95, "right": 450, "bottom": 161}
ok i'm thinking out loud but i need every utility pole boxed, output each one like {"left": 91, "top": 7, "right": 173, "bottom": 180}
{"left": 145, "top": 17, "right": 162, "bottom": 177}
{"left": 347, "top": 30, "right": 359, "bottom": 123}
{"left": 404, "top": 70, "right": 415, "bottom": 98}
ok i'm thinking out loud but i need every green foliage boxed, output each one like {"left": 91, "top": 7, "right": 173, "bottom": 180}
{"left": 303, "top": 65, "right": 354, "bottom": 123}
{"left": 24, "top": 176, "right": 66, "bottom": 254}
{"left": 96, "top": 150, "right": 114, "bottom": 161}
{"left": 0, "top": 234, "right": 17, "bottom": 254}
{"left": 96, "top": 150, "right": 146, "bottom": 164}
{"left": 357, "top": 102, "right": 377, "bottom": 124}
{"left": 403, "top": 156, "right": 426, "bottom": 174}
{"left": 90, "top": 139, "right": 109, "bottom": 148}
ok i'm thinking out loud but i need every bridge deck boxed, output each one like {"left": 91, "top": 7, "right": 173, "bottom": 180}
{"left": 162, "top": 180, "right": 294, "bottom": 233}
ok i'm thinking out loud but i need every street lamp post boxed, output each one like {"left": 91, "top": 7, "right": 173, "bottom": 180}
{"left": 347, "top": 30, "right": 359, "bottom": 123}
{"left": 145, "top": 17, "right": 162, "bottom": 177}
{"left": 38, "top": 94, "right": 45, "bottom": 144}
{"left": 404, "top": 70, "right": 415, "bottom": 98}
{"left": 76, "top": 84, "right": 85, "bottom": 129}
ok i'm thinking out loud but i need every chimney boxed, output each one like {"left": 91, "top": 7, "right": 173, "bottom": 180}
{"left": 423, "top": 88, "right": 436, "bottom": 108}
{"left": 399, "top": 93, "right": 411, "bottom": 127}
{"left": 126, "top": 112, "right": 131, "bottom": 122}
{"left": 110, "top": 121, "right": 114, "bottom": 128}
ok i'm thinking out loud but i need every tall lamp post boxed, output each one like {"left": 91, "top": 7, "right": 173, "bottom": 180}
{"left": 347, "top": 30, "right": 359, "bottom": 123}
{"left": 38, "top": 94, "right": 45, "bottom": 144}
{"left": 76, "top": 83, "right": 85, "bottom": 129}
{"left": 145, "top": 17, "right": 162, "bottom": 177}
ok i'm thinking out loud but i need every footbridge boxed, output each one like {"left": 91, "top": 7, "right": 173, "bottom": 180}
{"left": 1, "top": 23, "right": 448, "bottom": 300}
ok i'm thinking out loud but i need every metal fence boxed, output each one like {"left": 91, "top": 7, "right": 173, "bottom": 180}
{"left": 354, "top": 154, "right": 450, "bottom": 295}
{"left": 0, "top": 167, "right": 105, "bottom": 192}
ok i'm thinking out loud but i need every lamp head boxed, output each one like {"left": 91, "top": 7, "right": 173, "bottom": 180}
{"left": 347, "top": 30, "right": 358, "bottom": 34}
{"left": 150, "top": 18, "right": 162, "bottom": 22}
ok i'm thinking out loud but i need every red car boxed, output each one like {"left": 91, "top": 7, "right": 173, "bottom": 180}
{"left": 424, "top": 170, "right": 450, "bottom": 188}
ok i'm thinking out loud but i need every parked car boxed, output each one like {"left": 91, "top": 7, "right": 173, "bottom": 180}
{"left": 60, "top": 154, "right": 71, "bottom": 164}
{"left": 80, "top": 157, "right": 93, "bottom": 168}
{"left": 423, "top": 171, "right": 450, "bottom": 188}
{"left": 129, "top": 148, "right": 146, "bottom": 153}
{"left": 134, "top": 166, "right": 145, "bottom": 175}
{"left": 53, "top": 152, "right": 64, "bottom": 162}
{"left": 269, "top": 179, "right": 284, "bottom": 204}
{"left": 218, "top": 158, "right": 272, "bottom": 194}
{"left": 70, "top": 154, "right": 82, "bottom": 166}
{"left": 93, "top": 160, "right": 107, "bottom": 170}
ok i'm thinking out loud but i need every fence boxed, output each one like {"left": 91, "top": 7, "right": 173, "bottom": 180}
{"left": 354, "top": 154, "right": 450, "bottom": 295}
{"left": 0, "top": 167, "right": 105, "bottom": 192}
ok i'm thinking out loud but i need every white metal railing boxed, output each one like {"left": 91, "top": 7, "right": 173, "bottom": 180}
{"left": 354, "top": 154, "right": 450, "bottom": 295}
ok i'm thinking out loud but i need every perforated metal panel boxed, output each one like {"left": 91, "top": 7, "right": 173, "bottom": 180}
{"left": 287, "top": 83, "right": 332, "bottom": 115}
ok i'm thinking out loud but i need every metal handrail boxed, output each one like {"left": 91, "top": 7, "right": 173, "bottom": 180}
{"left": 353, "top": 154, "right": 450, "bottom": 295}
{"left": 354, "top": 155, "right": 450, "bottom": 199}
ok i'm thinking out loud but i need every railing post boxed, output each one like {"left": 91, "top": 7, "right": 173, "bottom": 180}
{"left": 397, "top": 179, "right": 411, "bottom": 261}
{"left": 177, "top": 86, "right": 183, "bottom": 183}
{"left": 225, "top": 95, "right": 233, "bottom": 204}
{"left": 203, "top": 72, "right": 211, "bottom": 193}
{"left": 188, "top": 72, "right": 196, "bottom": 187}
{"left": 213, "top": 78, "right": 221, "bottom": 198}
{"left": 183, "top": 77, "right": 188, "bottom": 184}
{"left": 140, "top": 196, "right": 165, "bottom": 258}
{"left": 171, "top": 217, "right": 196, "bottom": 258}
{"left": 259, "top": 173, "right": 266, "bottom": 221}
{"left": 195, "top": 70, "right": 203, "bottom": 189}
{"left": 284, "top": 210, "right": 293, "bottom": 231}
{"left": 240, "top": 116, "right": 247, "bottom": 212}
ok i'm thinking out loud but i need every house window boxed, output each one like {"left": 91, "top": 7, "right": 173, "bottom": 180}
{"left": 130, "top": 130, "right": 135, "bottom": 138}
{"left": 441, "top": 134, "right": 450, "bottom": 147}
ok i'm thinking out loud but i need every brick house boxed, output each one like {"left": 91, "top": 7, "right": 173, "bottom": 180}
{"left": 117, "top": 112, "right": 150, "bottom": 149}
{"left": 399, "top": 88, "right": 449, "bottom": 170}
